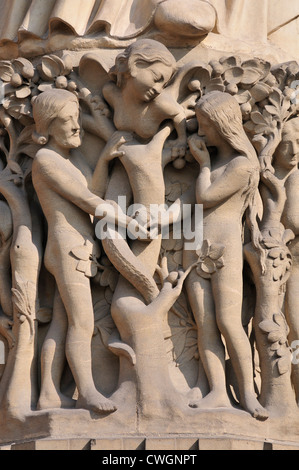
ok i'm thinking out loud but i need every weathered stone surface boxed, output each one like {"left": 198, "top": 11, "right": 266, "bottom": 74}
{"left": 0, "top": 0, "right": 298, "bottom": 451}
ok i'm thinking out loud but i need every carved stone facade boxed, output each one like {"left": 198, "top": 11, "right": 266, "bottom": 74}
{"left": 0, "top": 0, "right": 299, "bottom": 451}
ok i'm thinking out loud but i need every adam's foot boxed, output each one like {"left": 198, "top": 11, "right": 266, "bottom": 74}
{"left": 76, "top": 392, "right": 117, "bottom": 414}
{"left": 189, "top": 390, "right": 231, "bottom": 410}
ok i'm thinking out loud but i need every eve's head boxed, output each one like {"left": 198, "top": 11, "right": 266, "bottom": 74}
{"left": 195, "top": 91, "right": 257, "bottom": 163}
{"left": 32, "top": 89, "right": 82, "bottom": 150}
{"left": 110, "top": 39, "right": 177, "bottom": 102}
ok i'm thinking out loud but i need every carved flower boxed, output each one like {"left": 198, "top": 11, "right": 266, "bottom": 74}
{"left": 71, "top": 239, "right": 101, "bottom": 278}
{"left": 195, "top": 240, "right": 225, "bottom": 279}
{"left": 262, "top": 228, "right": 293, "bottom": 282}
{"left": 0, "top": 58, "right": 38, "bottom": 124}
{"left": 37, "top": 54, "right": 76, "bottom": 93}
{"left": 259, "top": 313, "right": 291, "bottom": 375}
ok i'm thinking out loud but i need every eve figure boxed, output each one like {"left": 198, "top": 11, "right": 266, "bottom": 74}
{"left": 183, "top": 91, "right": 268, "bottom": 420}
{"left": 31, "top": 89, "right": 138, "bottom": 413}
{"left": 102, "top": 39, "right": 187, "bottom": 158}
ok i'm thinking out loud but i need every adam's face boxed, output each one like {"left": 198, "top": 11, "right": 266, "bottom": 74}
{"left": 275, "top": 120, "right": 299, "bottom": 170}
{"left": 129, "top": 61, "right": 173, "bottom": 102}
{"left": 49, "top": 102, "right": 82, "bottom": 150}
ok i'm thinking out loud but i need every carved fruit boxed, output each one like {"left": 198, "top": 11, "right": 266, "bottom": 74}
{"left": 173, "top": 158, "right": 186, "bottom": 170}
{"left": 188, "top": 79, "right": 201, "bottom": 92}
{"left": 55, "top": 76, "right": 68, "bottom": 89}
{"left": 22, "top": 66, "right": 35, "bottom": 80}
{"left": 67, "top": 81, "right": 77, "bottom": 92}
{"left": 241, "top": 102, "right": 252, "bottom": 115}
{"left": 167, "top": 272, "right": 179, "bottom": 285}
{"left": 226, "top": 83, "right": 238, "bottom": 95}
{"left": 11, "top": 73, "right": 23, "bottom": 88}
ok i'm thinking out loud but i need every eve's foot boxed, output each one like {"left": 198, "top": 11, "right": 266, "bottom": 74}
{"left": 186, "top": 386, "right": 203, "bottom": 404}
{"left": 37, "top": 391, "right": 75, "bottom": 411}
{"left": 241, "top": 393, "right": 269, "bottom": 421}
{"left": 76, "top": 392, "right": 117, "bottom": 414}
{"left": 189, "top": 390, "right": 231, "bottom": 410}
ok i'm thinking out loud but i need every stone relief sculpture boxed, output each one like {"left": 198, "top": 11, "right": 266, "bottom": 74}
{"left": 184, "top": 91, "right": 268, "bottom": 420}
{"left": 0, "top": 0, "right": 298, "bottom": 449}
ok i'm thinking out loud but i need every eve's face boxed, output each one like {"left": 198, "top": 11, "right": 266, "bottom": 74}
{"left": 129, "top": 61, "right": 173, "bottom": 102}
{"left": 196, "top": 112, "right": 220, "bottom": 147}
{"left": 49, "top": 101, "right": 82, "bottom": 150}
{"left": 275, "top": 120, "right": 299, "bottom": 170}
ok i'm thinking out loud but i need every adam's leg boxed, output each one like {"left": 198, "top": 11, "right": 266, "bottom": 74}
{"left": 56, "top": 275, "right": 116, "bottom": 413}
{"left": 38, "top": 288, "right": 75, "bottom": 410}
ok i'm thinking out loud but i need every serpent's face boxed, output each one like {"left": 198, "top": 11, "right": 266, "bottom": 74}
{"left": 129, "top": 61, "right": 173, "bottom": 102}
{"left": 49, "top": 102, "right": 82, "bottom": 150}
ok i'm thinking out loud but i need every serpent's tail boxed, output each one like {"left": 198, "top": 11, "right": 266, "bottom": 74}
{"left": 101, "top": 227, "right": 159, "bottom": 305}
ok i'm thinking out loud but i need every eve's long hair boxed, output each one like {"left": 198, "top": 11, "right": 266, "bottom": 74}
{"left": 196, "top": 91, "right": 262, "bottom": 259}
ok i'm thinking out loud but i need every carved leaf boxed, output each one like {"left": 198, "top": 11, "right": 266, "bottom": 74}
{"left": 61, "top": 53, "right": 73, "bottom": 76}
{"left": 201, "top": 258, "right": 216, "bottom": 274}
{"left": 273, "top": 313, "right": 285, "bottom": 328}
{"left": 268, "top": 330, "right": 284, "bottom": 343}
{"left": 263, "top": 238, "right": 279, "bottom": 249}
{"left": 264, "top": 105, "right": 279, "bottom": 116}
{"left": 235, "top": 90, "right": 251, "bottom": 104}
{"left": 240, "top": 69, "right": 262, "bottom": 86}
{"left": 223, "top": 67, "right": 243, "bottom": 84}
{"left": 39, "top": 56, "right": 61, "bottom": 80}
{"left": 15, "top": 86, "right": 31, "bottom": 99}
{"left": 85, "top": 261, "right": 98, "bottom": 278}
{"left": 209, "top": 244, "right": 225, "bottom": 260}
{"left": 76, "top": 259, "right": 88, "bottom": 273}
{"left": 268, "top": 89, "right": 282, "bottom": 108}
{"left": 250, "top": 83, "right": 271, "bottom": 102}
{"left": 251, "top": 111, "right": 268, "bottom": 126}
{"left": 219, "top": 55, "right": 241, "bottom": 69}
{"left": 277, "top": 356, "right": 291, "bottom": 375}
{"left": 268, "top": 248, "right": 282, "bottom": 259}
{"left": 71, "top": 246, "right": 90, "bottom": 260}
{"left": 200, "top": 239, "right": 211, "bottom": 258}
{"left": 12, "top": 58, "right": 35, "bottom": 79}
{"left": 259, "top": 320, "right": 279, "bottom": 334}
{"left": 38, "top": 83, "right": 54, "bottom": 92}
{"left": 270, "top": 341, "right": 281, "bottom": 351}
{"left": 0, "top": 62, "right": 14, "bottom": 82}
{"left": 11, "top": 288, "right": 28, "bottom": 315}
{"left": 196, "top": 266, "right": 211, "bottom": 279}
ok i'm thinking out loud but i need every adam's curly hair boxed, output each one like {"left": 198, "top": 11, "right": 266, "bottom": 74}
{"left": 32, "top": 89, "right": 79, "bottom": 145}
